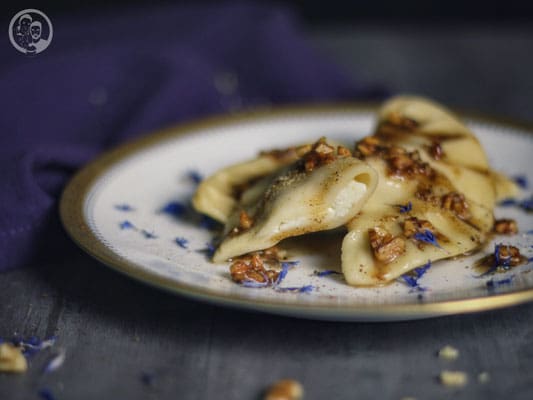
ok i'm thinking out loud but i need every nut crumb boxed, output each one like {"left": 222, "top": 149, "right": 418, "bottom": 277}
{"left": 264, "top": 379, "right": 303, "bottom": 400}
{"left": 239, "top": 210, "right": 254, "bottom": 230}
{"left": 477, "top": 371, "right": 490, "bottom": 384}
{"left": 368, "top": 227, "right": 406, "bottom": 263}
{"left": 441, "top": 192, "right": 470, "bottom": 220}
{"left": 438, "top": 345, "right": 459, "bottom": 361}
{"left": 0, "top": 343, "right": 28, "bottom": 373}
{"left": 493, "top": 219, "right": 518, "bottom": 235}
{"left": 439, "top": 370, "right": 468, "bottom": 387}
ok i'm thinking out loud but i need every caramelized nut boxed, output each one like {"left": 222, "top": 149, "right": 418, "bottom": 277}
{"left": 239, "top": 210, "right": 254, "bottom": 230}
{"left": 428, "top": 141, "right": 444, "bottom": 160}
{"left": 230, "top": 254, "right": 279, "bottom": 285}
{"left": 441, "top": 192, "right": 470, "bottom": 220}
{"left": 369, "top": 227, "right": 406, "bottom": 263}
{"left": 355, "top": 136, "right": 382, "bottom": 157}
{"left": 302, "top": 138, "right": 347, "bottom": 172}
{"left": 498, "top": 245, "right": 522, "bottom": 266}
{"left": 493, "top": 219, "right": 518, "bottom": 235}
{"left": 264, "top": 379, "right": 304, "bottom": 400}
{"left": 403, "top": 217, "right": 435, "bottom": 238}
{"left": 387, "top": 111, "right": 419, "bottom": 130}
{"left": 337, "top": 145, "right": 352, "bottom": 157}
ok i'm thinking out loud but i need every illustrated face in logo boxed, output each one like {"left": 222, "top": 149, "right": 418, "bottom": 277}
{"left": 30, "top": 21, "right": 42, "bottom": 41}
{"left": 19, "top": 14, "right": 32, "bottom": 33}
{"left": 9, "top": 9, "right": 53, "bottom": 55}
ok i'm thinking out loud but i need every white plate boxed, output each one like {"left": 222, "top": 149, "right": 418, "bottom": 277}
{"left": 60, "top": 105, "right": 533, "bottom": 321}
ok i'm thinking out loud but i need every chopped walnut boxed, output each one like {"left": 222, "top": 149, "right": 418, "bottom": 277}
{"left": 259, "top": 246, "right": 287, "bottom": 263}
{"left": 415, "top": 186, "right": 433, "bottom": 201}
{"left": 368, "top": 227, "right": 406, "bottom": 263}
{"left": 387, "top": 111, "right": 419, "bottom": 131}
{"left": 428, "top": 141, "right": 444, "bottom": 160}
{"left": 264, "top": 379, "right": 304, "bottom": 400}
{"left": 355, "top": 137, "right": 434, "bottom": 179}
{"left": 493, "top": 219, "right": 518, "bottom": 235}
{"left": 301, "top": 138, "right": 351, "bottom": 172}
{"left": 355, "top": 136, "right": 383, "bottom": 157}
{"left": 441, "top": 192, "right": 471, "bottom": 220}
{"left": 239, "top": 210, "right": 254, "bottom": 230}
{"left": 389, "top": 151, "right": 415, "bottom": 171}
{"left": 260, "top": 144, "right": 312, "bottom": 163}
{"left": 337, "top": 145, "right": 352, "bottom": 157}
{"left": 498, "top": 245, "right": 522, "bottom": 266}
{"left": 230, "top": 254, "right": 279, "bottom": 285}
{"left": 302, "top": 138, "right": 336, "bottom": 172}
{"left": 403, "top": 217, "right": 435, "bottom": 238}
{"left": 229, "top": 210, "right": 255, "bottom": 236}
{"left": 0, "top": 343, "right": 28, "bottom": 373}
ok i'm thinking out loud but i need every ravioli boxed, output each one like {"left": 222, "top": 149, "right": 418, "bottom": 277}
{"left": 192, "top": 96, "right": 519, "bottom": 288}
{"left": 341, "top": 96, "right": 516, "bottom": 286}
{"left": 212, "top": 140, "right": 378, "bottom": 262}
{"left": 192, "top": 144, "right": 309, "bottom": 224}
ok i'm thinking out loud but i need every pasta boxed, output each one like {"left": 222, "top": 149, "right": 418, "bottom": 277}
{"left": 192, "top": 96, "right": 519, "bottom": 287}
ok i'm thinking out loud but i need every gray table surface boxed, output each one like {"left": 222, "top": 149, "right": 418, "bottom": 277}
{"left": 2, "top": 22, "right": 533, "bottom": 400}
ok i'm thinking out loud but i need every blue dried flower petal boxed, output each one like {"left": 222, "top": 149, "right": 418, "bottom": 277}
{"left": 26, "top": 336, "right": 41, "bottom": 346}
{"left": 38, "top": 389, "right": 56, "bottom": 400}
{"left": 397, "top": 202, "right": 412, "bottom": 213}
{"left": 175, "top": 237, "right": 189, "bottom": 249}
{"left": 275, "top": 285, "right": 314, "bottom": 293}
{"left": 298, "top": 285, "right": 315, "bottom": 293}
{"left": 513, "top": 175, "right": 529, "bottom": 189}
{"left": 498, "top": 198, "right": 517, "bottom": 207}
{"left": 274, "top": 263, "right": 290, "bottom": 286}
{"left": 521, "top": 196, "right": 533, "bottom": 212}
{"left": 199, "top": 215, "right": 220, "bottom": 230}
{"left": 11, "top": 336, "right": 22, "bottom": 346}
{"left": 315, "top": 270, "right": 342, "bottom": 277}
{"left": 160, "top": 201, "right": 187, "bottom": 216}
{"left": 187, "top": 170, "right": 203, "bottom": 185}
{"left": 114, "top": 204, "right": 135, "bottom": 212}
{"left": 486, "top": 275, "right": 515, "bottom": 289}
{"left": 280, "top": 261, "right": 300, "bottom": 268}
{"left": 498, "top": 196, "right": 533, "bottom": 212}
{"left": 141, "top": 230, "right": 158, "bottom": 239}
{"left": 413, "top": 230, "right": 442, "bottom": 249}
{"left": 141, "top": 371, "right": 155, "bottom": 386}
{"left": 241, "top": 279, "right": 270, "bottom": 288}
{"left": 197, "top": 241, "right": 217, "bottom": 258}
{"left": 400, "top": 261, "right": 431, "bottom": 290}
{"left": 401, "top": 275, "right": 418, "bottom": 287}
{"left": 413, "top": 261, "right": 432, "bottom": 278}
{"left": 119, "top": 220, "right": 136, "bottom": 230}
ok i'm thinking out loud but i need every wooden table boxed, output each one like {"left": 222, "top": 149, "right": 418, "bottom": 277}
{"left": 2, "top": 21, "right": 533, "bottom": 400}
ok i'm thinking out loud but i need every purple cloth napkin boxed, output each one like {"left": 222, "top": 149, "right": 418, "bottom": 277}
{"left": 0, "top": 3, "right": 384, "bottom": 271}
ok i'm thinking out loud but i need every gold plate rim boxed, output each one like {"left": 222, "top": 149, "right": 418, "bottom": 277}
{"left": 59, "top": 102, "right": 533, "bottom": 321}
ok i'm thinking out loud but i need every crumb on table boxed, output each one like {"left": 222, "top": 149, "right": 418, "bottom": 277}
{"left": 0, "top": 343, "right": 28, "bottom": 373}
{"left": 478, "top": 371, "right": 490, "bottom": 384}
{"left": 438, "top": 345, "right": 459, "bottom": 361}
{"left": 264, "top": 379, "right": 304, "bottom": 400}
{"left": 439, "top": 370, "right": 468, "bottom": 388}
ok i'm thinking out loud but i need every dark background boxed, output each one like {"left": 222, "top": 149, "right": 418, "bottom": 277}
{"left": 3, "top": 0, "right": 533, "bottom": 22}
